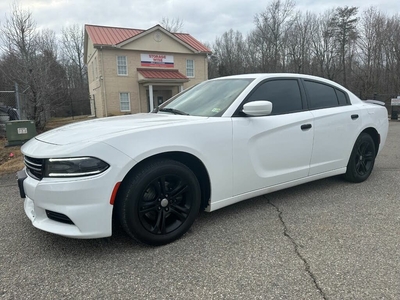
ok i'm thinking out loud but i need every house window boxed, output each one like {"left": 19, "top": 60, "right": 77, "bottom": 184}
{"left": 117, "top": 56, "right": 128, "bottom": 75}
{"left": 186, "top": 59, "right": 194, "bottom": 77}
{"left": 120, "top": 92, "right": 130, "bottom": 111}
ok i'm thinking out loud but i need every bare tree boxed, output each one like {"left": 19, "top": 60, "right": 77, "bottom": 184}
{"left": 0, "top": 2, "right": 37, "bottom": 63}
{"left": 331, "top": 6, "right": 359, "bottom": 87}
{"left": 160, "top": 17, "right": 184, "bottom": 32}
{"left": 0, "top": 2, "right": 68, "bottom": 128}
{"left": 61, "top": 24, "right": 90, "bottom": 116}
{"left": 0, "top": 3, "right": 40, "bottom": 124}
{"left": 355, "top": 7, "right": 385, "bottom": 98}
{"left": 286, "top": 12, "right": 313, "bottom": 74}
{"left": 254, "top": 0, "right": 296, "bottom": 72}
{"left": 61, "top": 24, "right": 86, "bottom": 86}
{"left": 202, "top": 42, "right": 219, "bottom": 79}
{"left": 382, "top": 15, "right": 400, "bottom": 97}
{"left": 309, "top": 10, "right": 339, "bottom": 80}
{"left": 213, "top": 29, "right": 247, "bottom": 76}
{"left": 246, "top": 31, "right": 264, "bottom": 73}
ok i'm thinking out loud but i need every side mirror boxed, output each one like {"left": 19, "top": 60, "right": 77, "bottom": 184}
{"left": 242, "top": 101, "right": 273, "bottom": 116}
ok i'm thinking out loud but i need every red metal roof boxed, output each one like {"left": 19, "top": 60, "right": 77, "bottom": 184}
{"left": 173, "top": 33, "right": 211, "bottom": 53}
{"left": 138, "top": 68, "right": 188, "bottom": 80}
{"left": 86, "top": 25, "right": 143, "bottom": 45}
{"left": 85, "top": 24, "right": 211, "bottom": 53}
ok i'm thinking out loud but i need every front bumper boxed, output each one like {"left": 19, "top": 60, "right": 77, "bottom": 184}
{"left": 21, "top": 171, "right": 115, "bottom": 239}
{"left": 19, "top": 138, "right": 137, "bottom": 239}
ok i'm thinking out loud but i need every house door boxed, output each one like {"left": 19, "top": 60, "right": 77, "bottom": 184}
{"left": 146, "top": 89, "right": 173, "bottom": 111}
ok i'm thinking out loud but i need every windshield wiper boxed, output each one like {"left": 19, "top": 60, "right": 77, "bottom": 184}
{"left": 158, "top": 108, "right": 189, "bottom": 115}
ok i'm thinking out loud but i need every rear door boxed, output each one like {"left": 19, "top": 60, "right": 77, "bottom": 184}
{"left": 302, "top": 79, "right": 362, "bottom": 175}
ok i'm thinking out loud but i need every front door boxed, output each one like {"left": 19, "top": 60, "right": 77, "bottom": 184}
{"left": 232, "top": 78, "right": 314, "bottom": 196}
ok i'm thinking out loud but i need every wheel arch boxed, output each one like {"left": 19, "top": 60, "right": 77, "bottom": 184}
{"left": 115, "top": 151, "right": 211, "bottom": 212}
{"left": 361, "top": 127, "right": 380, "bottom": 157}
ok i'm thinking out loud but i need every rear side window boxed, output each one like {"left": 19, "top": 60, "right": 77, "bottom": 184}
{"left": 336, "top": 89, "right": 348, "bottom": 105}
{"left": 304, "top": 80, "right": 338, "bottom": 109}
{"left": 246, "top": 79, "right": 303, "bottom": 115}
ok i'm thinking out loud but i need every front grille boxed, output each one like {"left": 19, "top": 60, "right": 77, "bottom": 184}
{"left": 24, "top": 156, "right": 44, "bottom": 180}
{"left": 46, "top": 210, "right": 74, "bottom": 225}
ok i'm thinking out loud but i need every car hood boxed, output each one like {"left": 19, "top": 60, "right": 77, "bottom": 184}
{"left": 35, "top": 113, "right": 206, "bottom": 145}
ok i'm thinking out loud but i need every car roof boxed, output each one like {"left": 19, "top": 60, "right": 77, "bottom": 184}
{"left": 214, "top": 73, "right": 327, "bottom": 81}
{"left": 212, "top": 73, "right": 350, "bottom": 92}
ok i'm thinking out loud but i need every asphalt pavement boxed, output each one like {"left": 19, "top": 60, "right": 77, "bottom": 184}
{"left": 1, "top": 122, "right": 399, "bottom": 299}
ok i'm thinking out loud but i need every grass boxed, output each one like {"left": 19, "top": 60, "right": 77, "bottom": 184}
{"left": 0, "top": 115, "right": 91, "bottom": 176}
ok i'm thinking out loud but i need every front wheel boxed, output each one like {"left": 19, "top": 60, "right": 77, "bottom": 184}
{"left": 116, "top": 159, "right": 201, "bottom": 245}
{"left": 344, "top": 133, "right": 376, "bottom": 183}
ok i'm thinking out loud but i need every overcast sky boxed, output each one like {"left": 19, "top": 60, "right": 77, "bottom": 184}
{"left": 1, "top": 0, "right": 399, "bottom": 45}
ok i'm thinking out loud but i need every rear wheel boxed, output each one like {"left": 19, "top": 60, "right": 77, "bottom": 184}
{"left": 344, "top": 133, "right": 376, "bottom": 183}
{"left": 116, "top": 159, "right": 201, "bottom": 245}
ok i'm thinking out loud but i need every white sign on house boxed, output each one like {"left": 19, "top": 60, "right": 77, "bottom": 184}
{"left": 141, "top": 54, "right": 174, "bottom": 68}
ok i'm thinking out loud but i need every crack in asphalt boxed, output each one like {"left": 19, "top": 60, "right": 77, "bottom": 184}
{"left": 265, "top": 196, "right": 328, "bottom": 300}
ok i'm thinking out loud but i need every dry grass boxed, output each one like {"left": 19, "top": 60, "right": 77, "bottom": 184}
{"left": 0, "top": 138, "right": 24, "bottom": 175}
{"left": 0, "top": 115, "right": 91, "bottom": 176}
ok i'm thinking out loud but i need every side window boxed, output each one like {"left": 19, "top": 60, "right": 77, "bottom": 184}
{"left": 246, "top": 79, "right": 303, "bottom": 115}
{"left": 336, "top": 89, "right": 348, "bottom": 105}
{"left": 117, "top": 56, "right": 128, "bottom": 76}
{"left": 186, "top": 60, "right": 194, "bottom": 77}
{"left": 304, "top": 80, "right": 338, "bottom": 109}
{"left": 120, "top": 92, "right": 130, "bottom": 112}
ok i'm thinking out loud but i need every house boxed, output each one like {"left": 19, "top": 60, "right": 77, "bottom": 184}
{"left": 84, "top": 24, "right": 211, "bottom": 117}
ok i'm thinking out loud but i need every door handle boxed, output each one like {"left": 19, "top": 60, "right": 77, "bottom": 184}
{"left": 351, "top": 114, "right": 359, "bottom": 120}
{"left": 301, "top": 124, "right": 312, "bottom": 130}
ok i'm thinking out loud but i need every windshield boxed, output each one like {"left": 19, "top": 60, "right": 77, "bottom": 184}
{"left": 156, "top": 78, "right": 254, "bottom": 117}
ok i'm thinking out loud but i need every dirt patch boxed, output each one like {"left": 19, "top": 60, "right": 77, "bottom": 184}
{"left": 0, "top": 138, "right": 24, "bottom": 175}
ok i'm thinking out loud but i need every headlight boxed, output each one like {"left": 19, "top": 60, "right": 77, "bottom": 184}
{"left": 43, "top": 157, "right": 109, "bottom": 178}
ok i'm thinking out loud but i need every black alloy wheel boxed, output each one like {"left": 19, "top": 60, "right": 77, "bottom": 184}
{"left": 139, "top": 174, "right": 193, "bottom": 235}
{"left": 116, "top": 159, "right": 201, "bottom": 245}
{"left": 354, "top": 140, "right": 374, "bottom": 176}
{"left": 344, "top": 133, "right": 376, "bottom": 183}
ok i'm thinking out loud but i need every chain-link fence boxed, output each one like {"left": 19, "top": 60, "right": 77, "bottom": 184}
{"left": 0, "top": 85, "right": 23, "bottom": 136}
{"left": 1, "top": 83, "right": 90, "bottom": 122}
{"left": 0, "top": 83, "right": 29, "bottom": 118}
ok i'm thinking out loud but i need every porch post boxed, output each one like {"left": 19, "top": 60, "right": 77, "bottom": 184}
{"left": 179, "top": 85, "right": 183, "bottom": 93}
{"left": 149, "top": 84, "right": 154, "bottom": 112}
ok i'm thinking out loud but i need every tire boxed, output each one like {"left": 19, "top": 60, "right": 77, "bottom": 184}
{"left": 116, "top": 159, "right": 201, "bottom": 245}
{"left": 344, "top": 133, "right": 376, "bottom": 183}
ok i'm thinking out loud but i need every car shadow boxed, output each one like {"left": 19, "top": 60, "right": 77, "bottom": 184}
{"left": 40, "top": 175, "right": 348, "bottom": 255}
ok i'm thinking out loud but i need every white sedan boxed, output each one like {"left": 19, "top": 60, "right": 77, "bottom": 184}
{"left": 18, "top": 73, "right": 389, "bottom": 245}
